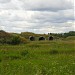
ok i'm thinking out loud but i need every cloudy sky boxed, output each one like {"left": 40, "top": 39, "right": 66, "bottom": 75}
{"left": 0, "top": 0, "right": 74, "bottom": 33}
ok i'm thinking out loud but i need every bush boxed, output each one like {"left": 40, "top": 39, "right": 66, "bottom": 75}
{"left": 20, "top": 37, "right": 28, "bottom": 44}
{"left": 0, "top": 38, "right": 6, "bottom": 44}
{"left": 0, "top": 30, "right": 28, "bottom": 45}
{"left": 10, "top": 36, "right": 28, "bottom": 45}
{"left": 0, "top": 35, "right": 28, "bottom": 45}
{"left": 11, "top": 36, "right": 21, "bottom": 45}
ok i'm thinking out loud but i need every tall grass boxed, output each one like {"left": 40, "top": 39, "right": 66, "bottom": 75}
{"left": 0, "top": 40, "right": 75, "bottom": 75}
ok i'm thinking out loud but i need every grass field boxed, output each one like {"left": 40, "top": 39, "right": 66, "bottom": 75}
{"left": 0, "top": 40, "right": 75, "bottom": 75}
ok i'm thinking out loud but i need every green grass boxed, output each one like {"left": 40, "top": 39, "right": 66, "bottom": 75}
{"left": 0, "top": 40, "right": 75, "bottom": 75}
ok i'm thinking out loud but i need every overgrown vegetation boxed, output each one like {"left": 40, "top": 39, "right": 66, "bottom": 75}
{"left": 0, "top": 40, "right": 75, "bottom": 75}
{"left": 0, "top": 30, "right": 28, "bottom": 45}
{"left": 0, "top": 30, "right": 75, "bottom": 75}
{"left": 0, "top": 30, "right": 75, "bottom": 45}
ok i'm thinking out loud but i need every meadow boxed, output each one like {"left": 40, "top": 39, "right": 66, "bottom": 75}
{"left": 0, "top": 40, "right": 75, "bottom": 75}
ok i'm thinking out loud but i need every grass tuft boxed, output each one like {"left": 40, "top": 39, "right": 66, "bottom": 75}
{"left": 50, "top": 49, "right": 59, "bottom": 54}
{"left": 4, "top": 55, "right": 21, "bottom": 60}
{"left": 21, "top": 50, "right": 29, "bottom": 57}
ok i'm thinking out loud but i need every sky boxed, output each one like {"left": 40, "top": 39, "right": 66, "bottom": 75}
{"left": 0, "top": 0, "right": 74, "bottom": 33}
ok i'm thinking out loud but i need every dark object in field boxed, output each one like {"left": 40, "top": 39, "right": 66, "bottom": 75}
{"left": 29, "top": 36, "right": 35, "bottom": 41}
{"left": 0, "top": 59, "right": 1, "bottom": 62}
{"left": 48, "top": 36, "right": 53, "bottom": 40}
{"left": 39, "top": 36, "right": 45, "bottom": 41}
{"left": 50, "top": 50, "right": 58, "bottom": 54}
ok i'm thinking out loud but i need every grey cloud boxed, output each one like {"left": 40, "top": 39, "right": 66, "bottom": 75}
{"left": 21, "top": 0, "right": 73, "bottom": 11}
{"left": 0, "top": 0, "right": 74, "bottom": 33}
{"left": 30, "top": 9, "right": 74, "bottom": 23}
{"left": 9, "top": 15, "right": 25, "bottom": 22}
{"left": 0, "top": 0, "right": 23, "bottom": 10}
{"left": 0, "top": 0, "right": 73, "bottom": 11}
{"left": 0, "top": 0, "right": 11, "bottom": 3}
{"left": 0, "top": 9, "right": 74, "bottom": 33}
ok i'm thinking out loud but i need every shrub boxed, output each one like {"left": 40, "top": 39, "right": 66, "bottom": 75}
{"left": 20, "top": 37, "right": 28, "bottom": 44}
{"left": 0, "top": 38, "right": 6, "bottom": 44}
{"left": 11, "top": 36, "right": 21, "bottom": 45}
{"left": 5, "top": 38, "right": 12, "bottom": 44}
{"left": 0, "top": 35, "right": 28, "bottom": 45}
